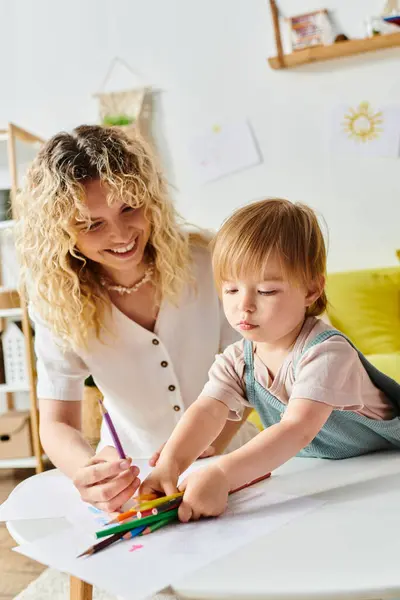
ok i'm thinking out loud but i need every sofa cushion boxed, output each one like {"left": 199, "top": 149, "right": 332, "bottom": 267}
{"left": 326, "top": 267, "right": 400, "bottom": 355}
{"left": 366, "top": 353, "right": 400, "bottom": 384}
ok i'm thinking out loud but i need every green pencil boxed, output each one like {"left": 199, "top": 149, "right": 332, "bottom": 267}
{"left": 140, "top": 512, "right": 178, "bottom": 536}
{"left": 96, "top": 508, "right": 179, "bottom": 539}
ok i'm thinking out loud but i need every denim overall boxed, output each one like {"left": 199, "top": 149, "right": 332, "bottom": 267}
{"left": 244, "top": 330, "right": 400, "bottom": 459}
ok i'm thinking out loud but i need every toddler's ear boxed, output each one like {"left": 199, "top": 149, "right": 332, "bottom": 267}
{"left": 305, "top": 275, "right": 325, "bottom": 307}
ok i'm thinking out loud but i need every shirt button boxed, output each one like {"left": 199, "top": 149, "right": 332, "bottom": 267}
{"left": 161, "top": 361, "right": 168, "bottom": 368}
{"left": 152, "top": 339, "right": 159, "bottom": 345}
{"left": 168, "top": 385, "right": 176, "bottom": 391}
{"left": 173, "top": 405, "right": 181, "bottom": 412}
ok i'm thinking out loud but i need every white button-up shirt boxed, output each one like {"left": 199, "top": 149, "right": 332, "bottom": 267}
{"left": 33, "top": 245, "right": 245, "bottom": 457}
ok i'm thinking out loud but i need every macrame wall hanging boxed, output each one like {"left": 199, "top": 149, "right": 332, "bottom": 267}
{"left": 94, "top": 57, "right": 156, "bottom": 149}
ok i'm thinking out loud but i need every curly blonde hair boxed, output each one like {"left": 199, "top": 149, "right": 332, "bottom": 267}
{"left": 15, "top": 125, "right": 195, "bottom": 350}
{"left": 212, "top": 198, "right": 327, "bottom": 317}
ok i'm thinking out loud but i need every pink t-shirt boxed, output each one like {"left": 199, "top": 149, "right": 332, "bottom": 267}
{"left": 201, "top": 317, "right": 394, "bottom": 422}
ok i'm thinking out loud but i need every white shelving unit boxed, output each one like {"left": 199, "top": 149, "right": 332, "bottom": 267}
{"left": 0, "top": 123, "right": 45, "bottom": 474}
{"left": 0, "top": 219, "right": 15, "bottom": 231}
{"left": 0, "top": 383, "right": 30, "bottom": 393}
{"left": 0, "top": 307, "right": 22, "bottom": 318}
{"left": 0, "top": 455, "right": 47, "bottom": 469}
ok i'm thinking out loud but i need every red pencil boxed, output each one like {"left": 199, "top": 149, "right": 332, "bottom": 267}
{"left": 231, "top": 472, "right": 271, "bottom": 494}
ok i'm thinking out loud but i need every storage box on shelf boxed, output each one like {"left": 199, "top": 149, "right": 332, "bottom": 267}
{"left": 0, "top": 123, "right": 45, "bottom": 473}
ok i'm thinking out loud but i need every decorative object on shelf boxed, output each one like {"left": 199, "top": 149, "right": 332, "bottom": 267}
{"left": 0, "top": 410, "right": 32, "bottom": 459}
{"left": 382, "top": 0, "right": 400, "bottom": 26}
{"left": 267, "top": 1, "right": 400, "bottom": 69}
{"left": 287, "top": 9, "right": 335, "bottom": 51}
{"left": 334, "top": 33, "right": 350, "bottom": 43}
{"left": 1, "top": 321, "right": 29, "bottom": 388}
{"left": 364, "top": 17, "right": 380, "bottom": 38}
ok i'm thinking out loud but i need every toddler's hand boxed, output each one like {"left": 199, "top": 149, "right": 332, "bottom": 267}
{"left": 139, "top": 459, "right": 180, "bottom": 497}
{"left": 178, "top": 463, "right": 230, "bottom": 522}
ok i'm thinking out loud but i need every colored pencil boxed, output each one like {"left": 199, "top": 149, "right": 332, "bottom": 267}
{"left": 231, "top": 472, "right": 271, "bottom": 494}
{"left": 109, "top": 496, "right": 183, "bottom": 524}
{"left": 140, "top": 512, "right": 178, "bottom": 536}
{"left": 87, "top": 471, "right": 272, "bottom": 556}
{"left": 132, "top": 493, "right": 158, "bottom": 504}
{"left": 77, "top": 525, "right": 146, "bottom": 557}
{"left": 96, "top": 508, "right": 180, "bottom": 539}
{"left": 136, "top": 498, "right": 182, "bottom": 519}
{"left": 97, "top": 398, "right": 126, "bottom": 460}
{"left": 96, "top": 473, "right": 271, "bottom": 538}
{"left": 134, "top": 492, "right": 183, "bottom": 511}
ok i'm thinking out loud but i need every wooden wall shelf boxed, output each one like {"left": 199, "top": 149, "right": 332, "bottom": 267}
{"left": 268, "top": 31, "right": 400, "bottom": 70}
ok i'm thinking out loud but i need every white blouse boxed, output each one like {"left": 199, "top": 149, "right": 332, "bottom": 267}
{"left": 32, "top": 245, "right": 252, "bottom": 457}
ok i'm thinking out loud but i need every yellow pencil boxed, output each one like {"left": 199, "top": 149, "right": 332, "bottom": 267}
{"left": 136, "top": 492, "right": 183, "bottom": 511}
{"left": 108, "top": 492, "right": 184, "bottom": 524}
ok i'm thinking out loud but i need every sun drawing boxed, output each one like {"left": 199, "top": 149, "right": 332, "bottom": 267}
{"left": 342, "top": 102, "right": 383, "bottom": 143}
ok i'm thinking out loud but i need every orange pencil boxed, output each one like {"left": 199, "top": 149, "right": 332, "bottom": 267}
{"left": 109, "top": 492, "right": 183, "bottom": 524}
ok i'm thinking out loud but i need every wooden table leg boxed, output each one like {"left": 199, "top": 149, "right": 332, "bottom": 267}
{"left": 70, "top": 576, "right": 93, "bottom": 600}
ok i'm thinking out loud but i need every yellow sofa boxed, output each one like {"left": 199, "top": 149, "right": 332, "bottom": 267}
{"left": 248, "top": 265, "right": 400, "bottom": 431}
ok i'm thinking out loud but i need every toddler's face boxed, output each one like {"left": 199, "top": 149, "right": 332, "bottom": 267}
{"left": 221, "top": 255, "right": 317, "bottom": 345}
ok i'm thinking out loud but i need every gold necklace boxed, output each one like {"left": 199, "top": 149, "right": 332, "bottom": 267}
{"left": 100, "top": 263, "right": 154, "bottom": 295}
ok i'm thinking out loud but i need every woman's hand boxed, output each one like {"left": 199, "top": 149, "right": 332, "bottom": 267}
{"left": 139, "top": 459, "right": 180, "bottom": 497}
{"left": 178, "top": 463, "right": 230, "bottom": 522}
{"left": 73, "top": 446, "right": 140, "bottom": 513}
{"left": 149, "top": 443, "right": 216, "bottom": 467}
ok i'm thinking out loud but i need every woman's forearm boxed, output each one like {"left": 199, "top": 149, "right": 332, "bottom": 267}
{"left": 40, "top": 421, "right": 94, "bottom": 479}
{"left": 160, "top": 396, "right": 229, "bottom": 473}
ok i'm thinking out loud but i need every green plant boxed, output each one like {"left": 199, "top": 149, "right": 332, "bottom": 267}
{"left": 102, "top": 114, "right": 135, "bottom": 127}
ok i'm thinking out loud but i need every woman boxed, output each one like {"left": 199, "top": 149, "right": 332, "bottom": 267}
{"left": 15, "top": 125, "right": 257, "bottom": 513}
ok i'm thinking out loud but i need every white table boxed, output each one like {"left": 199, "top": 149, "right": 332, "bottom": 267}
{"left": 7, "top": 451, "right": 400, "bottom": 600}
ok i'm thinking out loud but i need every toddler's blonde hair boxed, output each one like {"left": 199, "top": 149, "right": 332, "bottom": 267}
{"left": 212, "top": 198, "right": 327, "bottom": 316}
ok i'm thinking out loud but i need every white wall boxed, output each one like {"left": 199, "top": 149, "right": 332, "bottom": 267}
{"left": 0, "top": 0, "right": 399, "bottom": 272}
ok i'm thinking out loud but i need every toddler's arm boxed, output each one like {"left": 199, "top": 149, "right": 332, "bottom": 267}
{"left": 217, "top": 397, "right": 333, "bottom": 491}
{"left": 139, "top": 396, "right": 229, "bottom": 496}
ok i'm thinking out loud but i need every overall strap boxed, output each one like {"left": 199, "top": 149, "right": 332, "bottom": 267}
{"left": 293, "top": 329, "right": 345, "bottom": 374}
{"left": 243, "top": 340, "right": 257, "bottom": 406}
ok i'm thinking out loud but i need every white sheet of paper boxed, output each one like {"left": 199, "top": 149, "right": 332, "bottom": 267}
{"left": 14, "top": 484, "right": 321, "bottom": 600}
{"left": 0, "top": 459, "right": 151, "bottom": 522}
{"left": 331, "top": 103, "right": 400, "bottom": 158}
{"left": 188, "top": 120, "right": 262, "bottom": 183}
{"left": 0, "top": 457, "right": 217, "bottom": 527}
